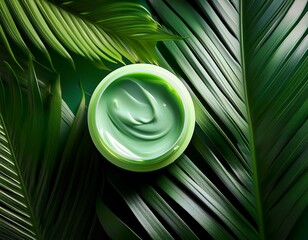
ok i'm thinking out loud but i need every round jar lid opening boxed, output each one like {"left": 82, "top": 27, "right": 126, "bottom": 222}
{"left": 88, "top": 64, "right": 195, "bottom": 172}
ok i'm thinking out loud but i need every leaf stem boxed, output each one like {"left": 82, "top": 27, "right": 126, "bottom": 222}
{"left": 240, "top": 1, "right": 265, "bottom": 239}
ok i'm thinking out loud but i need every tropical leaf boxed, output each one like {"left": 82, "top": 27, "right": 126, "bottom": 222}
{"left": 1, "top": 0, "right": 306, "bottom": 239}
{"left": 0, "top": 59, "right": 104, "bottom": 239}
{"left": 96, "top": 196, "right": 141, "bottom": 240}
{"left": 97, "top": 0, "right": 308, "bottom": 239}
{"left": 0, "top": 0, "right": 176, "bottom": 69}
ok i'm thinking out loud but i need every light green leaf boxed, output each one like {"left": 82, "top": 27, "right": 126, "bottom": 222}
{"left": 0, "top": 0, "right": 177, "bottom": 68}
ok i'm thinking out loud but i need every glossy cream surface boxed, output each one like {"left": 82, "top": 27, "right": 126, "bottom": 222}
{"left": 95, "top": 74, "right": 184, "bottom": 161}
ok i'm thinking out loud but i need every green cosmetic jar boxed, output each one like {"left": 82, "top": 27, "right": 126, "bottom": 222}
{"left": 88, "top": 64, "right": 195, "bottom": 171}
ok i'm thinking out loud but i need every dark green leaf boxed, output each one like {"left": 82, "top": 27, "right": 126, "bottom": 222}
{"left": 96, "top": 197, "right": 141, "bottom": 240}
{"left": 0, "top": 60, "right": 104, "bottom": 239}
{"left": 100, "top": 0, "right": 307, "bottom": 239}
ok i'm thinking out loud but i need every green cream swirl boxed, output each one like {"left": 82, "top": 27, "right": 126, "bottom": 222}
{"left": 96, "top": 75, "right": 184, "bottom": 160}
{"left": 88, "top": 64, "right": 195, "bottom": 172}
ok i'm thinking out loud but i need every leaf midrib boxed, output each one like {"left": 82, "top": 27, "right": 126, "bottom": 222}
{"left": 0, "top": 114, "right": 40, "bottom": 240}
{"left": 240, "top": 1, "right": 264, "bottom": 239}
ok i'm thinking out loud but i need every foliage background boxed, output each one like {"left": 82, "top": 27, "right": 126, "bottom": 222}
{"left": 0, "top": 0, "right": 307, "bottom": 239}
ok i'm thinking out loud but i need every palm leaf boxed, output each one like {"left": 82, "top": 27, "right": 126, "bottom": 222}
{"left": 0, "top": 59, "right": 104, "bottom": 239}
{"left": 0, "top": 0, "right": 176, "bottom": 69}
{"left": 97, "top": 0, "right": 307, "bottom": 239}
{"left": 96, "top": 197, "right": 141, "bottom": 240}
